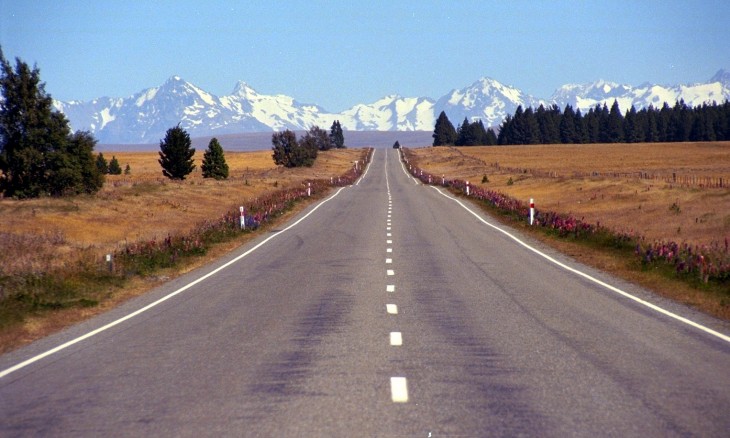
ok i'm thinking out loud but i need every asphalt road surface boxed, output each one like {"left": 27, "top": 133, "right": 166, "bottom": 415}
{"left": 1, "top": 149, "right": 729, "bottom": 437}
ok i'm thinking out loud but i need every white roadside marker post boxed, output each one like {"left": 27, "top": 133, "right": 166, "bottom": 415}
{"left": 530, "top": 198, "right": 535, "bottom": 225}
{"left": 307, "top": 182, "right": 311, "bottom": 197}
{"left": 466, "top": 181, "right": 470, "bottom": 196}
{"left": 240, "top": 206, "right": 245, "bottom": 230}
{"left": 105, "top": 254, "right": 112, "bottom": 273}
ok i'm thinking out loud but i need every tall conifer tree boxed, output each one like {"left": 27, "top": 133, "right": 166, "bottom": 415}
{"left": 432, "top": 111, "right": 457, "bottom": 146}
{"left": 0, "top": 48, "right": 102, "bottom": 197}
{"left": 158, "top": 124, "right": 195, "bottom": 180}
{"left": 201, "top": 137, "right": 229, "bottom": 180}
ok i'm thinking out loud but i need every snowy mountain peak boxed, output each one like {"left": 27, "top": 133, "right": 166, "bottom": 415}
{"left": 54, "top": 70, "right": 730, "bottom": 144}
{"left": 710, "top": 69, "right": 730, "bottom": 85}
{"left": 232, "top": 81, "right": 258, "bottom": 98}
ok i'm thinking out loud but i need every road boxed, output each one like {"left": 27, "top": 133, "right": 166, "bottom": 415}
{"left": 1, "top": 149, "right": 729, "bottom": 436}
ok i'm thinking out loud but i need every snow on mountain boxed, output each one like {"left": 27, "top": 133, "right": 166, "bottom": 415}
{"left": 339, "top": 94, "right": 435, "bottom": 131}
{"left": 549, "top": 69, "right": 730, "bottom": 114}
{"left": 434, "top": 77, "right": 543, "bottom": 127}
{"left": 53, "top": 70, "right": 730, "bottom": 144}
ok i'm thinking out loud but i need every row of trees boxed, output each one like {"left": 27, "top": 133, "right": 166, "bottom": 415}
{"left": 433, "top": 112, "right": 498, "bottom": 146}
{"left": 157, "top": 125, "right": 230, "bottom": 180}
{"left": 498, "top": 100, "right": 730, "bottom": 145}
{"left": 434, "top": 100, "right": 730, "bottom": 147}
{"left": 0, "top": 49, "right": 104, "bottom": 197}
{"left": 271, "top": 122, "right": 346, "bottom": 167}
{"left": 2, "top": 48, "right": 353, "bottom": 197}
{"left": 96, "top": 153, "right": 129, "bottom": 175}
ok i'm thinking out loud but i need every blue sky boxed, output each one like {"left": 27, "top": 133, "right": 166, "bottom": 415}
{"left": 1, "top": 0, "right": 728, "bottom": 112}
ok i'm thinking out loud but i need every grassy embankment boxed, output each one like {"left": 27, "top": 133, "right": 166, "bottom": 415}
{"left": 406, "top": 142, "right": 730, "bottom": 319}
{"left": 0, "top": 148, "right": 368, "bottom": 353}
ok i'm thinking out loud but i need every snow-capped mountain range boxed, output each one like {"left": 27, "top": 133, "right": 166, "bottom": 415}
{"left": 53, "top": 70, "right": 730, "bottom": 144}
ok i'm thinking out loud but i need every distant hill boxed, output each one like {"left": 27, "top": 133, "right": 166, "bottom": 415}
{"left": 96, "top": 130, "right": 435, "bottom": 152}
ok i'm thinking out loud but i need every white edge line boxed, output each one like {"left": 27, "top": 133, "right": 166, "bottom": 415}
{"left": 0, "top": 186, "right": 350, "bottom": 380}
{"left": 397, "top": 150, "right": 419, "bottom": 185}
{"left": 431, "top": 185, "right": 730, "bottom": 344}
{"left": 355, "top": 149, "right": 375, "bottom": 186}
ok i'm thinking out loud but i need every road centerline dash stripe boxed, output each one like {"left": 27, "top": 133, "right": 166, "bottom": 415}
{"left": 391, "top": 377, "right": 409, "bottom": 402}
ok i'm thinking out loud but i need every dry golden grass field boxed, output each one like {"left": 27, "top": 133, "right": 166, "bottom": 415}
{"left": 408, "top": 142, "right": 730, "bottom": 320}
{"left": 0, "top": 148, "right": 365, "bottom": 275}
{"left": 409, "top": 142, "right": 730, "bottom": 246}
{"left": 0, "top": 148, "right": 367, "bottom": 351}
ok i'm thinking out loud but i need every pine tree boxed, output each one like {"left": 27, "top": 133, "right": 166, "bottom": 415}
{"left": 521, "top": 107, "right": 540, "bottom": 144}
{"left": 472, "top": 120, "right": 489, "bottom": 145}
{"left": 597, "top": 103, "right": 611, "bottom": 143}
{"left": 574, "top": 108, "right": 588, "bottom": 144}
{"left": 485, "top": 128, "right": 498, "bottom": 145}
{"left": 455, "top": 117, "right": 470, "bottom": 146}
{"left": 497, "top": 114, "right": 514, "bottom": 145}
{"left": 201, "top": 137, "right": 229, "bottom": 179}
{"left": 329, "top": 120, "right": 345, "bottom": 149}
{"left": 272, "top": 130, "right": 296, "bottom": 167}
{"left": 393, "top": 140, "right": 401, "bottom": 149}
{"left": 560, "top": 105, "right": 577, "bottom": 143}
{"left": 108, "top": 155, "right": 122, "bottom": 175}
{"left": 432, "top": 111, "right": 457, "bottom": 146}
{"left": 272, "top": 130, "right": 316, "bottom": 167}
{"left": 158, "top": 124, "right": 195, "bottom": 180}
{"left": 607, "top": 100, "right": 624, "bottom": 143}
{"left": 536, "top": 104, "right": 560, "bottom": 144}
{"left": 96, "top": 152, "right": 109, "bottom": 174}
{"left": 623, "top": 105, "right": 640, "bottom": 143}
{"left": 302, "top": 126, "right": 332, "bottom": 151}
{"left": 0, "top": 48, "right": 102, "bottom": 197}
{"left": 642, "top": 106, "right": 659, "bottom": 142}
{"left": 124, "top": 164, "right": 131, "bottom": 175}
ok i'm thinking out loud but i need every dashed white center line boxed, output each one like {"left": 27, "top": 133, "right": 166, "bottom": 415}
{"left": 390, "top": 377, "right": 409, "bottom": 402}
{"left": 386, "top": 240, "right": 392, "bottom": 244}
{"left": 390, "top": 332, "right": 403, "bottom": 346}
{"left": 387, "top": 233, "right": 392, "bottom": 237}
{"left": 387, "top": 227, "right": 391, "bottom": 231}
{"left": 386, "top": 285, "right": 395, "bottom": 292}
{"left": 386, "top": 304, "right": 398, "bottom": 314}
{"left": 387, "top": 269, "right": 395, "bottom": 275}
{"left": 386, "top": 258, "right": 392, "bottom": 264}
{"left": 387, "top": 248, "right": 393, "bottom": 253}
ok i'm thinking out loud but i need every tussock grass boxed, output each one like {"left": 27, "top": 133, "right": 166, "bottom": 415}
{"left": 0, "top": 148, "right": 368, "bottom": 352}
{"left": 412, "top": 142, "right": 730, "bottom": 246}
{"left": 407, "top": 142, "right": 730, "bottom": 320}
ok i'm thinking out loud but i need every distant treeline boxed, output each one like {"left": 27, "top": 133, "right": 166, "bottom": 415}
{"left": 433, "top": 99, "right": 730, "bottom": 146}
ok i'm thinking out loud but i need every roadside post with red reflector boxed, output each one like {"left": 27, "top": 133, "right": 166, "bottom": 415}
{"left": 529, "top": 198, "right": 535, "bottom": 225}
